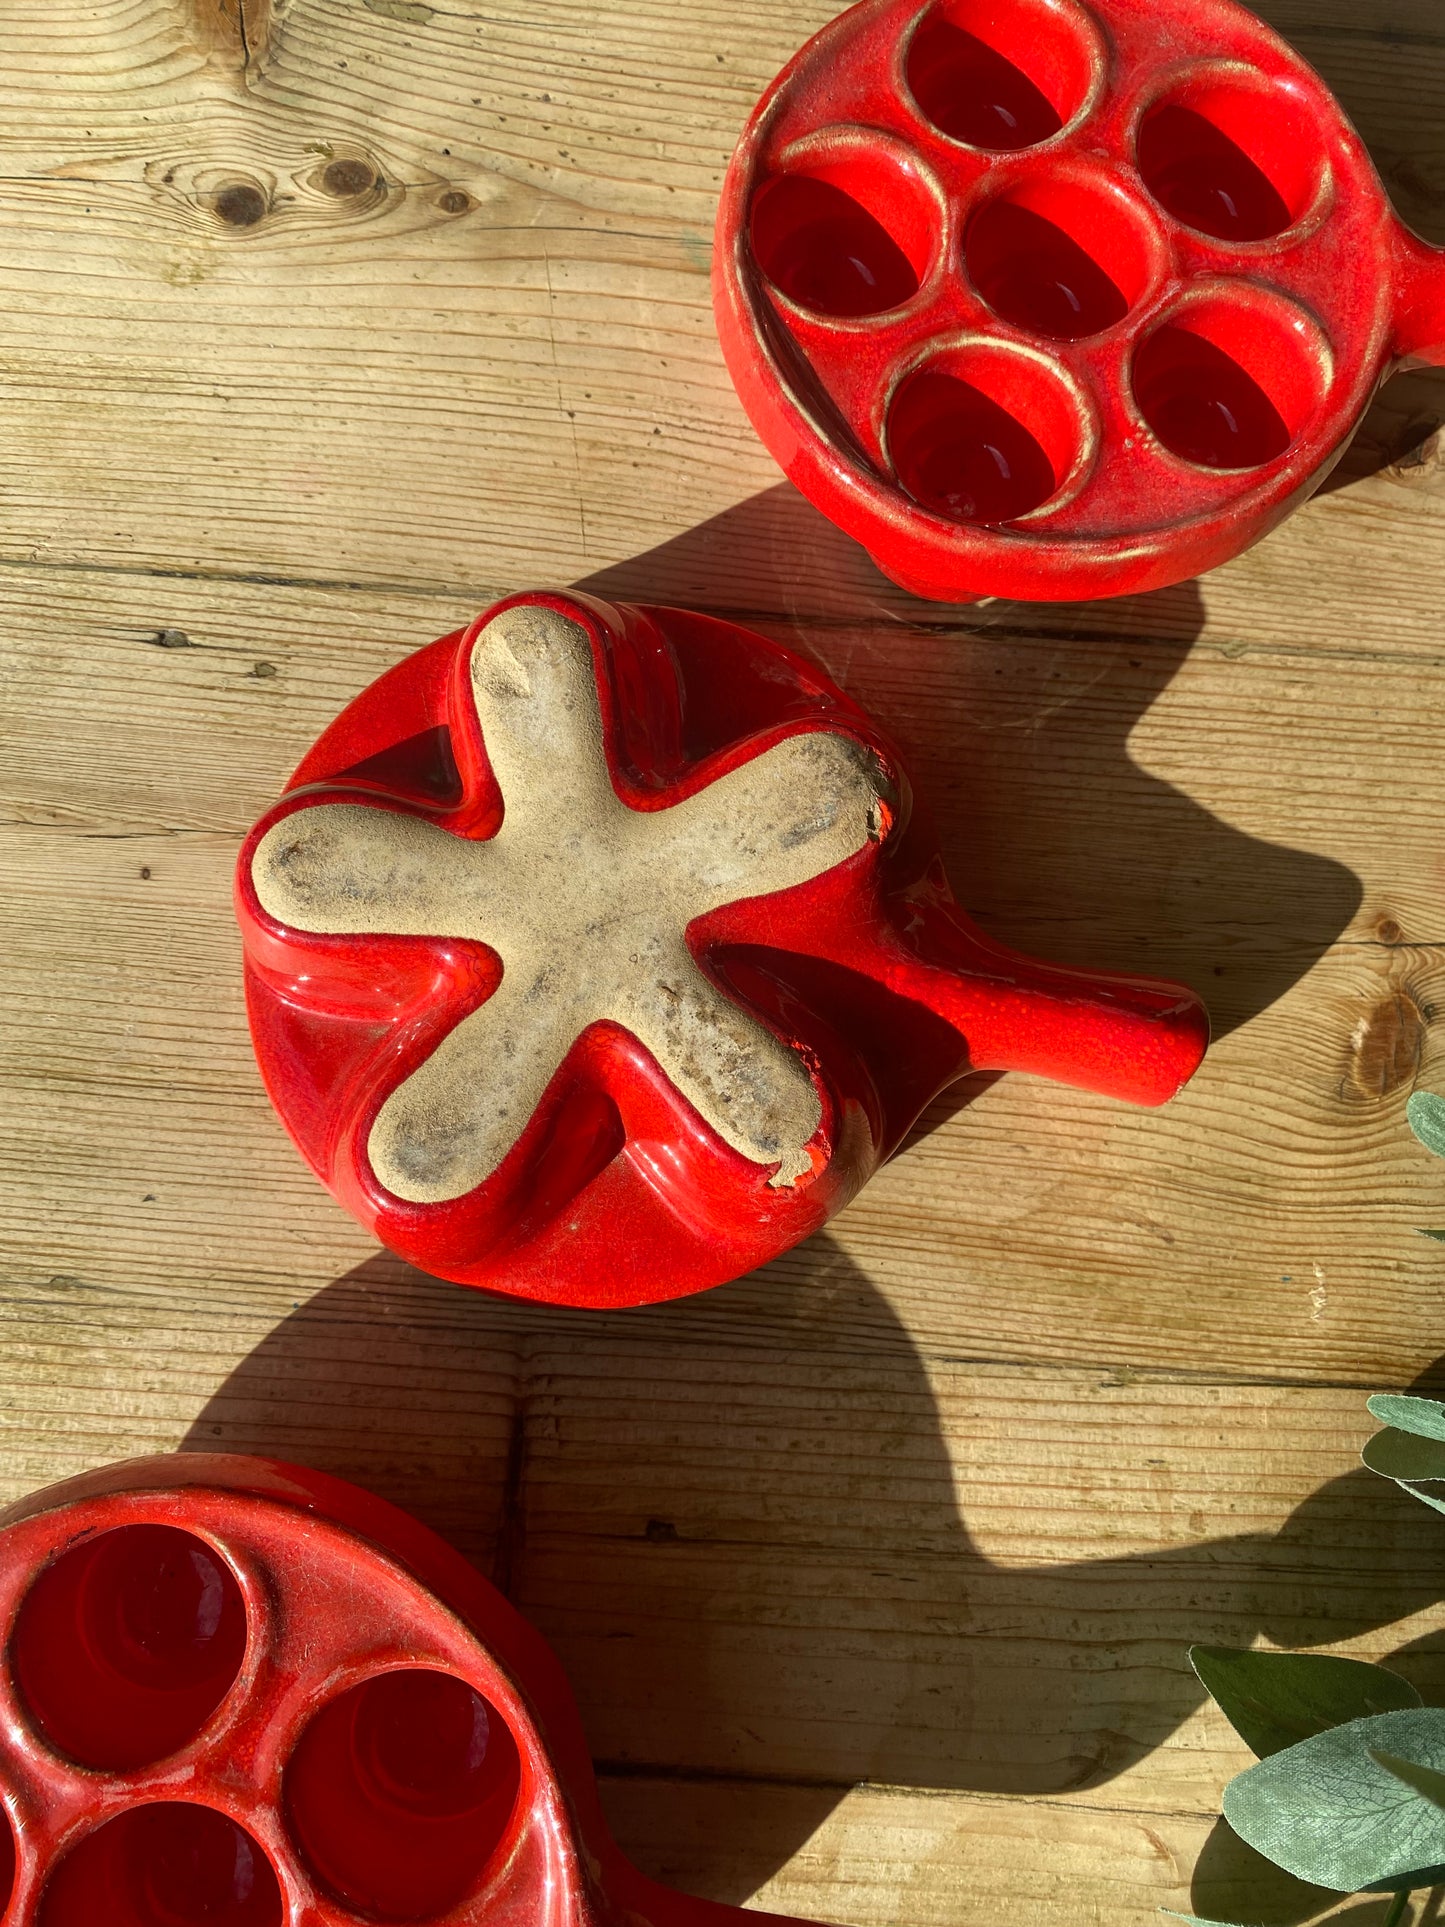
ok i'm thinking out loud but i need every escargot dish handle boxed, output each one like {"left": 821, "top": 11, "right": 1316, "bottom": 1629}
{"left": 1392, "top": 227, "right": 1445, "bottom": 366}
{"left": 885, "top": 907, "right": 1211, "bottom": 1109}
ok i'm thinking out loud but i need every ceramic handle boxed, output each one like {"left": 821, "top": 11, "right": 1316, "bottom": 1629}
{"left": 1392, "top": 230, "right": 1445, "bottom": 366}
{"left": 889, "top": 915, "right": 1210, "bottom": 1107}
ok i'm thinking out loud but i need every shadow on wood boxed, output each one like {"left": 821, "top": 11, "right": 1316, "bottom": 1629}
{"left": 1317, "top": 367, "right": 1445, "bottom": 498}
{"left": 181, "top": 1243, "right": 1444, "bottom": 1905}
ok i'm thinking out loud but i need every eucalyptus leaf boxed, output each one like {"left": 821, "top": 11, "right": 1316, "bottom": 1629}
{"left": 1223, "top": 1708, "right": 1445, "bottom": 1892}
{"left": 1190, "top": 1646, "right": 1420, "bottom": 1758}
{"left": 1407, "top": 1091, "right": 1445, "bottom": 1158}
{"left": 1366, "top": 1395, "right": 1445, "bottom": 1442}
{"left": 1362, "top": 1428, "right": 1445, "bottom": 1483}
{"left": 1417, "top": 1229, "right": 1445, "bottom": 1243}
{"left": 1400, "top": 1484, "right": 1445, "bottom": 1518}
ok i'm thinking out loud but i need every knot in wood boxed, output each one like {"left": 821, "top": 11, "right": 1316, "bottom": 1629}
{"left": 321, "top": 158, "right": 378, "bottom": 198}
{"left": 1347, "top": 986, "right": 1427, "bottom": 1101}
{"left": 213, "top": 181, "right": 268, "bottom": 227}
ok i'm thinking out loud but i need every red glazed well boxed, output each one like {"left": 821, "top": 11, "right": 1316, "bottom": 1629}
{"left": 0, "top": 1453, "right": 824, "bottom": 1927}
{"left": 235, "top": 590, "right": 1207, "bottom": 1306}
{"left": 713, "top": 0, "right": 1445, "bottom": 603}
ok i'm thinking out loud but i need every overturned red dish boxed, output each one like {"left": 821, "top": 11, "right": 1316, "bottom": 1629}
{"left": 236, "top": 590, "right": 1207, "bottom": 1305}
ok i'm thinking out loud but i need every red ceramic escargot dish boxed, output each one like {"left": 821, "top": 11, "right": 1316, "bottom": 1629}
{"left": 0, "top": 1452, "right": 824, "bottom": 1927}
{"left": 236, "top": 590, "right": 1207, "bottom": 1307}
{"left": 713, "top": 0, "right": 1445, "bottom": 604}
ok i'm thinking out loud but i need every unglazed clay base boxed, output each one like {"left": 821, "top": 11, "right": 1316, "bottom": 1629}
{"left": 252, "top": 603, "right": 889, "bottom": 1203}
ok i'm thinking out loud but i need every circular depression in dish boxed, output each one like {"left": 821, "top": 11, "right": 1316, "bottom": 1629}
{"left": 887, "top": 338, "right": 1092, "bottom": 522}
{"left": 1132, "top": 287, "right": 1331, "bottom": 469}
{"left": 965, "top": 172, "right": 1161, "bottom": 339}
{"left": 1137, "top": 67, "right": 1331, "bottom": 242}
{"left": 751, "top": 135, "right": 944, "bottom": 317}
{"left": 12, "top": 1524, "right": 248, "bottom": 1772}
{"left": 904, "top": 0, "right": 1104, "bottom": 150}
{"left": 38, "top": 1804, "right": 282, "bottom": 1927}
{"left": 750, "top": 137, "right": 939, "bottom": 319}
{"left": 284, "top": 1667, "right": 523, "bottom": 1922}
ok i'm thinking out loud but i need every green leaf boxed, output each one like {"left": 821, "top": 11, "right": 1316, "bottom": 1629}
{"left": 1190, "top": 1646, "right": 1420, "bottom": 1758}
{"left": 1400, "top": 1484, "right": 1445, "bottom": 1518}
{"left": 1223, "top": 1707, "right": 1445, "bottom": 1892}
{"left": 1367, "top": 1395, "right": 1445, "bottom": 1442}
{"left": 1362, "top": 1428, "right": 1445, "bottom": 1482}
{"left": 1417, "top": 1229, "right": 1445, "bottom": 1243}
{"left": 1408, "top": 1091, "right": 1445, "bottom": 1158}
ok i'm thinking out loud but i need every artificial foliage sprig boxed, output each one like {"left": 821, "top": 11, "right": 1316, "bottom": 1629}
{"left": 1166, "top": 1394, "right": 1445, "bottom": 1924}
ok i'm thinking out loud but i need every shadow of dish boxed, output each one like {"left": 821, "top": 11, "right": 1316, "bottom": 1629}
{"left": 180, "top": 1246, "right": 1445, "bottom": 1908}
{"left": 575, "top": 480, "right": 1364, "bottom": 1044}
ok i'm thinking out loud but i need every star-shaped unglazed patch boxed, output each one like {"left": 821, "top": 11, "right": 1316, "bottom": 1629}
{"left": 251, "top": 604, "right": 891, "bottom": 1205}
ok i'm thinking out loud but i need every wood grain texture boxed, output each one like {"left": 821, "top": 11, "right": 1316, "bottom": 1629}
{"left": 2, "top": 0, "right": 1445, "bottom": 1921}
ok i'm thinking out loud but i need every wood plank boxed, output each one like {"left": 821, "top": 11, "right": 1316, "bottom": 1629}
{"left": 601, "top": 1780, "right": 1396, "bottom": 1926}
{"left": 604, "top": 1781, "right": 1222, "bottom": 1927}
{"left": 6, "top": 562, "right": 1445, "bottom": 1382}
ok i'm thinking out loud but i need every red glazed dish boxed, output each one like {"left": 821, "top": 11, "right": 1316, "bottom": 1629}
{"left": 236, "top": 590, "right": 1208, "bottom": 1306}
{"left": 713, "top": 0, "right": 1445, "bottom": 602}
{"left": 0, "top": 1452, "right": 824, "bottom": 1927}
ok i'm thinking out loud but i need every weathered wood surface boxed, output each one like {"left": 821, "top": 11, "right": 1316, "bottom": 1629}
{"left": 2, "top": 0, "right": 1445, "bottom": 1921}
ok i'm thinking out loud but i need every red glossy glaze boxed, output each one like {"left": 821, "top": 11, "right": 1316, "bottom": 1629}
{"left": 0, "top": 1454, "right": 824, "bottom": 1927}
{"left": 713, "top": 0, "right": 1445, "bottom": 603}
{"left": 235, "top": 590, "right": 1208, "bottom": 1306}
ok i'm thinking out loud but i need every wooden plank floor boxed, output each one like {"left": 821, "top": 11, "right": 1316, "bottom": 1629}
{"left": 3, "top": 0, "right": 1445, "bottom": 1920}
